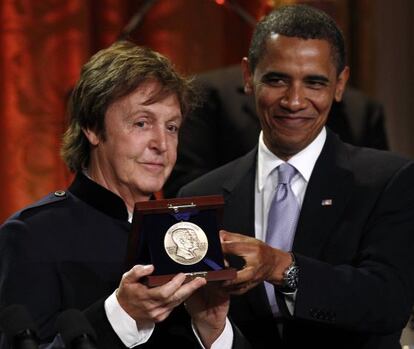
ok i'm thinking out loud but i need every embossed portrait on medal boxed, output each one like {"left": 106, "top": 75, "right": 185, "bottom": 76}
{"left": 164, "top": 222, "right": 208, "bottom": 265}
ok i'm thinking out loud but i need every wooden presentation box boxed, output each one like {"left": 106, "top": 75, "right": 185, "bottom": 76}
{"left": 125, "top": 195, "right": 236, "bottom": 287}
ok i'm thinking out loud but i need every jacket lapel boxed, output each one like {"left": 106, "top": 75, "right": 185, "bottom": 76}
{"left": 222, "top": 148, "right": 274, "bottom": 319}
{"left": 293, "top": 131, "right": 353, "bottom": 258}
{"left": 221, "top": 148, "right": 257, "bottom": 238}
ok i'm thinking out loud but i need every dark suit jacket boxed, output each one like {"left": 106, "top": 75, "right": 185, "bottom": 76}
{"left": 0, "top": 173, "right": 250, "bottom": 349}
{"left": 179, "top": 130, "right": 414, "bottom": 349}
{"left": 165, "top": 65, "right": 388, "bottom": 197}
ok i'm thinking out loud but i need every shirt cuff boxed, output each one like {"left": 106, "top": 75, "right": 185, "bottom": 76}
{"left": 192, "top": 317, "right": 233, "bottom": 349}
{"left": 281, "top": 289, "right": 297, "bottom": 315}
{"left": 104, "top": 290, "right": 155, "bottom": 348}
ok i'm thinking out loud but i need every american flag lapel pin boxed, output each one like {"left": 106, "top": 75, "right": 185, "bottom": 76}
{"left": 321, "top": 199, "right": 333, "bottom": 206}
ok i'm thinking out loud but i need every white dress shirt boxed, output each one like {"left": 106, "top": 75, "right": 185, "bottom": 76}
{"left": 254, "top": 128, "right": 326, "bottom": 315}
{"left": 105, "top": 292, "right": 233, "bottom": 348}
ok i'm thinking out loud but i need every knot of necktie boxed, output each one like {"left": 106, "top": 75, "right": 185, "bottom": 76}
{"left": 278, "top": 163, "right": 297, "bottom": 185}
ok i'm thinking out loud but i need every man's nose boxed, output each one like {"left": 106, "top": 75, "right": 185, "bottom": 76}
{"left": 149, "top": 126, "right": 168, "bottom": 153}
{"left": 280, "top": 84, "right": 307, "bottom": 112}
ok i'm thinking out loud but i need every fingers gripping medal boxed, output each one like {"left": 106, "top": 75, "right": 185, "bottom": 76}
{"left": 164, "top": 222, "right": 208, "bottom": 265}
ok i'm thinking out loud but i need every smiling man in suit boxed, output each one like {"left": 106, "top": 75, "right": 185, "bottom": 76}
{"left": 179, "top": 5, "right": 414, "bottom": 349}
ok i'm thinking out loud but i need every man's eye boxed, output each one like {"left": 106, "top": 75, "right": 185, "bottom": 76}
{"left": 134, "top": 120, "right": 147, "bottom": 128}
{"left": 167, "top": 124, "right": 179, "bottom": 133}
{"left": 264, "top": 77, "right": 287, "bottom": 87}
{"left": 306, "top": 80, "right": 327, "bottom": 89}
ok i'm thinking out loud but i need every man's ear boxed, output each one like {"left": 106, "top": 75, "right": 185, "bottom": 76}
{"left": 82, "top": 127, "right": 100, "bottom": 146}
{"left": 241, "top": 57, "right": 254, "bottom": 95}
{"left": 334, "top": 66, "right": 350, "bottom": 102}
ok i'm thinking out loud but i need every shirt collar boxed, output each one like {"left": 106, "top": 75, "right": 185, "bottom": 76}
{"left": 69, "top": 172, "right": 130, "bottom": 221}
{"left": 257, "top": 127, "right": 326, "bottom": 191}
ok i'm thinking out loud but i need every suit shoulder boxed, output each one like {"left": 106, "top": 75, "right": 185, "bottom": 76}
{"left": 348, "top": 145, "right": 410, "bottom": 166}
{"left": 180, "top": 162, "right": 234, "bottom": 196}
{"left": 180, "top": 150, "right": 255, "bottom": 196}
{"left": 346, "top": 144, "right": 414, "bottom": 181}
{"left": 6, "top": 190, "right": 70, "bottom": 222}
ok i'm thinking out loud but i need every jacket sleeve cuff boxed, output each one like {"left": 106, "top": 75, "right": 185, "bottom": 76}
{"left": 104, "top": 290, "right": 155, "bottom": 347}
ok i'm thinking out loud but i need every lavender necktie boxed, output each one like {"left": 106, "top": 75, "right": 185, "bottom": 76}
{"left": 264, "top": 163, "right": 300, "bottom": 315}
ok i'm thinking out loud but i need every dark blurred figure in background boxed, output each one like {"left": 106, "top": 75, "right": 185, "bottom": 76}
{"left": 164, "top": 64, "right": 388, "bottom": 197}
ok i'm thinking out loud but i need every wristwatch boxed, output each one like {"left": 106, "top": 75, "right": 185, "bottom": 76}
{"left": 281, "top": 252, "right": 299, "bottom": 291}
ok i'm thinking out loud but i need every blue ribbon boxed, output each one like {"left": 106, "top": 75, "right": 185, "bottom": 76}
{"left": 172, "top": 212, "right": 193, "bottom": 221}
{"left": 203, "top": 257, "right": 222, "bottom": 270}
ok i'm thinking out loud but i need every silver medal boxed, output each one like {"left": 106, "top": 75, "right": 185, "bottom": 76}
{"left": 164, "top": 221, "right": 208, "bottom": 265}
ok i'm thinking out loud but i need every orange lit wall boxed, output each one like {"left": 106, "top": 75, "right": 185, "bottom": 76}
{"left": 0, "top": 0, "right": 131, "bottom": 221}
{"left": 1, "top": 0, "right": 346, "bottom": 221}
{"left": 0, "top": 0, "right": 270, "bottom": 221}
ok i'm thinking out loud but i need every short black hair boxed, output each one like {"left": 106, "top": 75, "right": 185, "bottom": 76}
{"left": 248, "top": 4, "right": 346, "bottom": 74}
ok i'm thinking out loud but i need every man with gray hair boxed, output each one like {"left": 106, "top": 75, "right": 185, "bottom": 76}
{"left": 0, "top": 41, "right": 249, "bottom": 349}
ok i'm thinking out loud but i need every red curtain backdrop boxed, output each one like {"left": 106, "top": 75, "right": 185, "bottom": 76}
{"left": 0, "top": 0, "right": 269, "bottom": 221}
{"left": 0, "top": 0, "right": 131, "bottom": 221}
{"left": 0, "top": 0, "right": 346, "bottom": 221}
